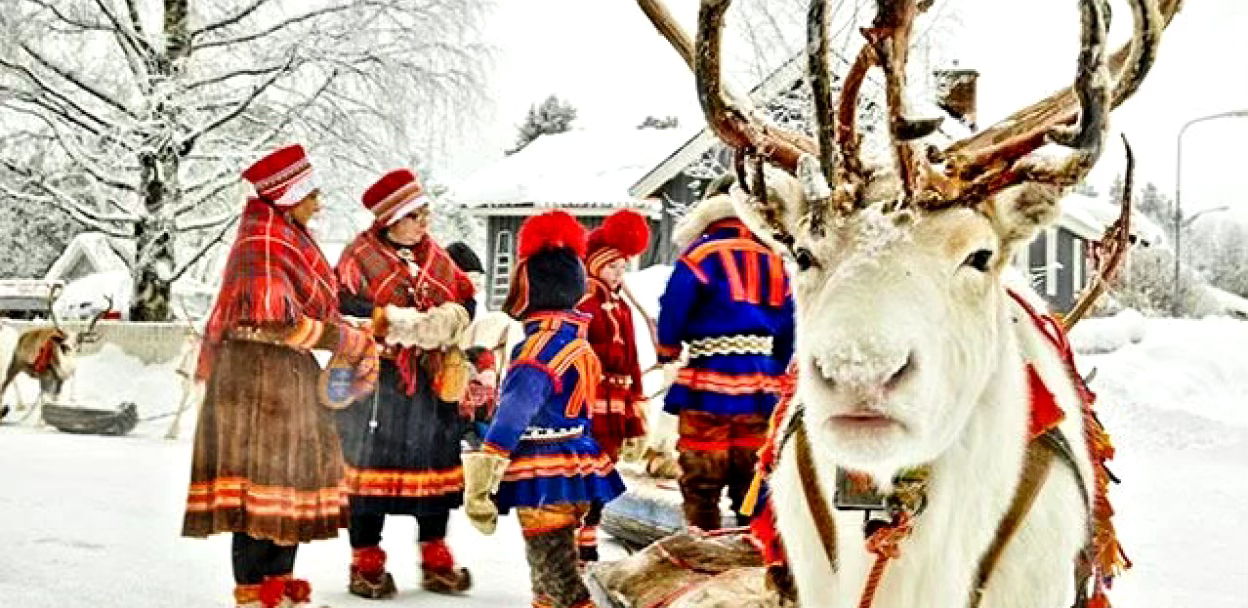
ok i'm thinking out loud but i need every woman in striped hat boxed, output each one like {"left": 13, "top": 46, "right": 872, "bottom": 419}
{"left": 182, "top": 144, "right": 378, "bottom": 608}
{"left": 333, "top": 169, "right": 477, "bottom": 598}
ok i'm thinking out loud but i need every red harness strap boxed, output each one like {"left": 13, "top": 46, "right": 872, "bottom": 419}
{"left": 1007, "top": 289, "right": 1130, "bottom": 606}
{"left": 32, "top": 338, "right": 60, "bottom": 375}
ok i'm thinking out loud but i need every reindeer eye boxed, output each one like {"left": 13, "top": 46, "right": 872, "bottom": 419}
{"left": 962, "top": 249, "right": 994, "bottom": 272}
{"left": 794, "top": 247, "right": 819, "bottom": 271}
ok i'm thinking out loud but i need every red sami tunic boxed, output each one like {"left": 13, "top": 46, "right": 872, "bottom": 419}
{"left": 578, "top": 277, "right": 647, "bottom": 461}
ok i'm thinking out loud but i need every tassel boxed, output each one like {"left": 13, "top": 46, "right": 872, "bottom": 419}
{"left": 741, "top": 470, "right": 765, "bottom": 517}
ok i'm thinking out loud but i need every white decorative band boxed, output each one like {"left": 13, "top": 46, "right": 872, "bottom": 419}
{"left": 271, "top": 170, "right": 317, "bottom": 207}
{"left": 383, "top": 195, "right": 431, "bottom": 226}
{"left": 521, "top": 426, "right": 585, "bottom": 442}
{"left": 254, "top": 160, "right": 311, "bottom": 192}
{"left": 687, "top": 335, "right": 774, "bottom": 358}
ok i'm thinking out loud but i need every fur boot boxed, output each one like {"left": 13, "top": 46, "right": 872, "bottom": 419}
{"left": 525, "top": 526, "right": 596, "bottom": 608}
{"left": 420, "top": 539, "right": 472, "bottom": 594}
{"left": 257, "top": 578, "right": 290, "bottom": 608}
{"left": 234, "top": 583, "right": 263, "bottom": 608}
{"left": 349, "top": 546, "right": 397, "bottom": 599}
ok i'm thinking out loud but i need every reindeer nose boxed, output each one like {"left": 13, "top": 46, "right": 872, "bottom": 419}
{"left": 813, "top": 349, "right": 916, "bottom": 394}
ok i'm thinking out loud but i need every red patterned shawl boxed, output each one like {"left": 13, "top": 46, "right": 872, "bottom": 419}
{"left": 197, "top": 198, "right": 341, "bottom": 380}
{"left": 335, "top": 228, "right": 474, "bottom": 395}
{"left": 336, "top": 228, "right": 473, "bottom": 310}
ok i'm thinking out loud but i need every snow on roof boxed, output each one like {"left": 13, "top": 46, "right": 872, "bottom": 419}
{"left": 450, "top": 126, "right": 696, "bottom": 215}
{"left": 44, "top": 232, "right": 134, "bottom": 282}
{"left": 1061, "top": 192, "right": 1166, "bottom": 245}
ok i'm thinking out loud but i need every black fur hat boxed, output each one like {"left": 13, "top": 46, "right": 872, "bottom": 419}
{"left": 522, "top": 248, "right": 586, "bottom": 313}
{"left": 503, "top": 211, "right": 588, "bottom": 318}
{"left": 446, "top": 241, "right": 484, "bottom": 274}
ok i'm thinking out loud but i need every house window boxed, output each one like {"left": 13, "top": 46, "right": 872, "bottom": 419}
{"left": 1045, "top": 228, "right": 1059, "bottom": 297}
{"left": 490, "top": 230, "right": 514, "bottom": 310}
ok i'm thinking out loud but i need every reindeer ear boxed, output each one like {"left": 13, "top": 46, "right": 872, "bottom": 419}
{"left": 726, "top": 167, "right": 806, "bottom": 253}
{"left": 987, "top": 181, "right": 1064, "bottom": 255}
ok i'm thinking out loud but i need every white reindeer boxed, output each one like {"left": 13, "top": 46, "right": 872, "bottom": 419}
{"left": 637, "top": 0, "right": 1175, "bottom": 606}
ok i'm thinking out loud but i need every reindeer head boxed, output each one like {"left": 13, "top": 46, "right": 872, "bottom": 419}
{"left": 31, "top": 284, "right": 113, "bottom": 396}
{"left": 641, "top": 0, "right": 1170, "bottom": 474}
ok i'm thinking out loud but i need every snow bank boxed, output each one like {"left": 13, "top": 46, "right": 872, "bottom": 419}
{"left": 1081, "top": 316, "right": 1248, "bottom": 437}
{"left": 1068, "top": 308, "right": 1147, "bottom": 354}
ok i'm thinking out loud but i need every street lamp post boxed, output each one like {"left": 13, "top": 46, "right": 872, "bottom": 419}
{"left": 1173, "top": 110, "right": 1248, "bottom": 317}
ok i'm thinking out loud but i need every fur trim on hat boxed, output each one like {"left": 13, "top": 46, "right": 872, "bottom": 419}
{"left": 518, "top": 211, "right": 587, "bottom": 260}
{"left": 523, "top": 248, "right": 586, "bottom": 313}
{"left": 672, "top": 194, "right": 737, "bottom": 249}
{"left": 589, "top": 210, "right": 650, "bottom": 258}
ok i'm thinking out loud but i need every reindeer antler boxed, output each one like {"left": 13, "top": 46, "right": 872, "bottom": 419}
{"left": 45, "top": 283, "right": 64, "bottom": 332}
{"left": 639, "top": 0, "right": 1176, "bottom": 222}
{"left": 933, "top": 0, "right": 1174, "bottom": 207}
{"left": 84, "top": 295, "right": 114, "bottom": 337}
{"left": 1063, "top": 135, "right": 1135, "bottom": 329}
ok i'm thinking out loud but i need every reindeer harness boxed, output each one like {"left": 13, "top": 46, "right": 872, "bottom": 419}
{"left": 756, "top": 290, "right": 1124, "bottom": 608}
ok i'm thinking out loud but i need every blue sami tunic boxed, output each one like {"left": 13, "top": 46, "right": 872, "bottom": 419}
{"left": 657, "top": 218, "right": 796, "bottom": 417}
{"left": 483, "top": 311, "right": 626, "bottom": 512}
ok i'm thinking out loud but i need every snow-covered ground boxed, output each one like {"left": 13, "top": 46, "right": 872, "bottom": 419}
{"left": 2, "top": 311, "right": 1247, "bottom": 607}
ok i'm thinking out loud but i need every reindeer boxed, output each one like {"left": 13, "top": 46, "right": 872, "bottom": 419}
{"left": 1, "top": 285, "right": 112, "bottom": 422}
{"left": 638, "top": 0, "right": 1176, "bottom": 606}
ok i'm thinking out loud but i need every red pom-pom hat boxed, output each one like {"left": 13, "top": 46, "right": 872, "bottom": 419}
{"left": 242, "top": 144, "right": 317, "bottom": 208}
{"left": 517, "top": 210, "right": 587, "bottom": 260}
{"left": 586, "top": 209, "right": 651, "bottom": 277}
{"left": 362, "top": 169, "right": 431, "bottom": 226}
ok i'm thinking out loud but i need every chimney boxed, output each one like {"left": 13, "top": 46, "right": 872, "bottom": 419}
{"left": 933, "top": 65, "right": 978, "bottom": 129}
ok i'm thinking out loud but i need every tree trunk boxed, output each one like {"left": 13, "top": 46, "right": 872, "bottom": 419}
{"left": 130, "top": 149, "right": 179, "bottom": 321}
{"left": 128, "top": 0, "right": 191, "bottom": 322}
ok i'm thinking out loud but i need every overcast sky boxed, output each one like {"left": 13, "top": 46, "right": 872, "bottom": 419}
{"left": 461, "top": 1, "right": 1246, "bottom": 219}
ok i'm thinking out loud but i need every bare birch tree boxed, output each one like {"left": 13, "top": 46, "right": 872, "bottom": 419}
{"left": 0, "top": 0, "right": 490, "bottom": 320}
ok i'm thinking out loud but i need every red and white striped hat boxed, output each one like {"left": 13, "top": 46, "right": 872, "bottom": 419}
{"left": 241, "top": 144, "right": 317, "bottom": 208}
{"left": 362, "top": 169, "right": 431, "bottom": 226}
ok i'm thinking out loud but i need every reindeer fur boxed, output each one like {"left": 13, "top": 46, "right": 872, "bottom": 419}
{"left": 744, "top": 180, "right": 1096, "bottom": 608}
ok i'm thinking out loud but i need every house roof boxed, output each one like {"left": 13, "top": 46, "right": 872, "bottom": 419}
{"left": 44, "top": 232, "right": 134, "bottom": 282}
{"left": 1061, "top": 192, "right": 1166, "bottom": 245}
{"left": 449, "top": 126, "right": 696, "bottom": 216}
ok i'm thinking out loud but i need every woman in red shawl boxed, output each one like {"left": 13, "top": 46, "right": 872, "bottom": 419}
{"left": 182, "top": 145, "right": 377, "bottom": 608}
{"left": 333, "top": 169, "right": 477, "bottom": 598}
{"left": 575, "top": 209, "right": 652, "bottom": 562}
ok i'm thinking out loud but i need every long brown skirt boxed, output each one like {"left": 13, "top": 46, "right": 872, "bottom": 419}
{"left": 182, "top": 340, "right": 349, "bottom": 544}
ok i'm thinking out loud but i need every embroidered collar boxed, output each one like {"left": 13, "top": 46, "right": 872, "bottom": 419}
{"left": 523, "top": 310, "right": 591, "bottom": 338}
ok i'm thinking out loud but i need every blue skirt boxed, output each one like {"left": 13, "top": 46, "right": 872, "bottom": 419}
{"left": 495, "top": 435, "right": 626, "bottom": 512}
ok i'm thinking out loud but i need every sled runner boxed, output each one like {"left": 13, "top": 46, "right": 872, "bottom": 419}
{"left": 42, "top": 400, "right": 138, "bottom": 436}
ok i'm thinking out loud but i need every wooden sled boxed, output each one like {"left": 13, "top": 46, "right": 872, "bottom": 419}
{"left": 602, "top": 464, "right": 738, "bottom": 549}
{"left": 588, "top": 528, "right": 786, "bottom": 608}
{"left": 42, "top": 401, "right": 138, "bottom": 436}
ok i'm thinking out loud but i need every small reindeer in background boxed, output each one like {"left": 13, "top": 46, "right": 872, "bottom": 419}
{"left": 1, "top": 285, "right": 112, "bottom": 422}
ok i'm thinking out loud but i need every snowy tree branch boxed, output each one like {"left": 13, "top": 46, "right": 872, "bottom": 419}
{"left": 179, "top": 55, "right": 300, "bottom": 152}
{"left": 176, "top": 210, "right": 239, "bottom": 232}
{"left": 169, "top": 214, "right": 239, "bottom": 284}
{"left": 191, "top": 4, "right": 371, "bottom": 52}
{"left": 0, "top": 182, "right": 133, "bottom": 238}
{"left": 90, "top": 0, "right": 156, "bottom": 58}
{"left": 191, "top": 0, "right": 278, "bottom": 40}
{"left": 18, "top": 0, "right": 112, "bottom": 31}
{"left": 4, "top": 104, "right": 139, "bottom": 196}
{"left": 18, "top": 42, "right": 137, "bottom": 120}
{"left": 0, "top": 58, "right": 116, "bottom": 132}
